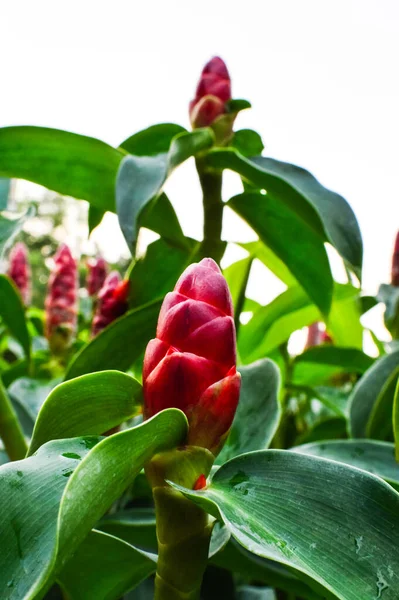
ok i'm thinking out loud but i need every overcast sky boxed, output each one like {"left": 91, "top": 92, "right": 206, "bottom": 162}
{"left": 1, "top": 0, "right": 398, "bottom": 338}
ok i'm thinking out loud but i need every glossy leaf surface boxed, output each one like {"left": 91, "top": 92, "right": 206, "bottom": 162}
{"left": 349, "top": 349, "right": 399, "bottom": 438}
{"left": 29, "top": 371, "right": 142, "bottom": 454}
{"left": 0, "top": 126, "right": 125, "bottom": 210}
{"left": 177, "top": 450, "right": 399, "bottom": 600}
{"left": 0, "top": 409, "right": 187, "bottom": 599}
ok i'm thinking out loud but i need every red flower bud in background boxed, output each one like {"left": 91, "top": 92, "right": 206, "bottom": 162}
{"left": 306, "top": 322, "right": 332, "bottom": 348}
{"left": 45, "top": 244, "right": 78, "bottom": 353}
{"left": 7, "top": 242, "right": 31, "bottom": 305}
{"left": 391, "top": 231, "right": 399, "bottom": 287}
{"left": 143, "top": 258, "right": 241, "bottom": 456}
{"left": 91, "top": 271, "right": 129, "bottom": 336}
{"left": 189, "top": 57, "right": 232, "bottom": 129}
{"left": 86, "top": 257, "right": 107, "bottom": 296}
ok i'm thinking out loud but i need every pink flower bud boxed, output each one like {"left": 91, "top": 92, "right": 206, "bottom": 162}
{"left": 306, "top": 322, "right": 332, "bottom": 348}
{"left": 7, "top": 242, "right": 31, "bottom": 305}
{"left": 189, "top": 57, "right": 232, "bottom": 128}
{"left": 143, "top": 258, "right": 241, "bottom": 456}
{"left": 45, "top": 244, "right": 78, "bottom": 353}
{"left": 86, "top": 257, "right": 107, "bottom": 296}
{"left": 391, "top": 231, "right": 399, "bottom": 287}
{"left": 91, "top": 271, "right": 129, "bottom": 337}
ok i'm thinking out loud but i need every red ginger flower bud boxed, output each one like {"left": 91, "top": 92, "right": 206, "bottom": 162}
{"left": 391, "top": 231, "right": 399, "bottom": 287}
{"left": 45, "top": 244, "right": 78, "bottom": 353}
{"left": 8, "top": 242, "right": 31, "bottom": 305}
{"left": 143, "top": 258, "right": 241, "bottom": 456}
{"left": 86, "top": 257, "right": 107, "bottom": 296}
{"left": 306, "top": 322, "right": 332, "bottom": 348}
{"left": 91, "top": 271, "right": 129, "bottom": 336}
{"left": 189, "top": 56, "right": 232, "bottom": 128}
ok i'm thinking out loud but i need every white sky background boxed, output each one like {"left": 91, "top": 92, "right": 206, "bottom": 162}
{"left": 1, "top": 0, "right": 399, "bottom": 340}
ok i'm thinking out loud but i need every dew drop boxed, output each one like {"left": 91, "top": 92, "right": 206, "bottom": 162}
{"left": 62, "top": 452, "right": 81, "bottom": 460}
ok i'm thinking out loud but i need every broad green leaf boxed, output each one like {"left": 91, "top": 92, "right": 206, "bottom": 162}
{"left": 296, "top": 416, "right": 347, "bottom": 446}
{"left": 116, "top": 128, "right": 214, "bottom": 250}
{"left": 366, "top": 366, "right": 399, "bottom": 441}
{"left": 393, "top": 379, "right": 399, "bottom": 461}
{"left": 349, "top": 349, "right": 399, "bottom": 438}
{"left": 0, "top": 275, "right": 31, "bottom": 360}
{"left": 120, "top": 123, "right": 187, "bottom": 155}
{"left": 139, "top": 193, "right": 187, "bottom": 249}
{"left": 328, "top": 293, "right": 363, "bottom": 349}
{"left": 0, "top": 409, "right": 187, "bottom": 599}
{"left": 0, "top": 178, "right": 10, "bottom": 209}
{"left": 8, "top": 377, "right": 57, "bottom": 423}
{"left": 294, "top": 346, "right": 373, "bottom": 374}
{"left": 178, "top": 451, "right": 399, "bottom": 600}
{"left": 292, "top": 361, "right": 349, "bottom": 387}
{"left": 229, "top": 192, "right": 332, "bottom": 316}
{"left": 218, "top": 360, "right": 281, "bottom": 463}
{"left": 231, "top": 130, "right": 264, "bottom": 157}
{"left": 378, "top": 284, "right": 399, "bottom": 338}
{"left": 100, "top": 509, "right": 158, "bottom": 554}
{"left": 88, "top": 205, "right": 105, "bottom": 234}
{"left": 212, "top": 540, "right": 324, "bottom": 600}
{"left": 223, "top": 256, "right": 253, "bottom": 333}
{"left": 239, "top": 241, "right": 296, "bottom": 287}
{"left": 293, "top": 440, "right": 399, "bottom": 491}
{"left": 0, "top": 126, "right": 125, "bottom": 211}
{"left": 0, "top": 207, "right": 34, "bottom": 257}
{"left": 129, "top": 237, "right": 198, "bottom": 308}
{"left": 239, "top": 284, "right": 357, "bottom": 364}
{"left": 208, "top": 149, "right": 362, "bottom": 276}
{"left": 237, "top": 586, "right": 275, "bottom": 600}
{"left": 65, "top": 299, "right": 161, "bottom": 380}
{"left": 58, "top": 530, "right": 155, "bottom": 600}
{"left": 29, "top": 371, "right": 142, "bottom": 455}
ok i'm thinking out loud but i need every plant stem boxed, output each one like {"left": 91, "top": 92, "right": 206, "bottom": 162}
{"left": 196, "top": 158, "right": 225, "bottom": 264}
{"left": 0, "top": 377, "right": 27, "bottom": 461}
{"left": 146, "top": 447, "right": 215, "bottom": 600}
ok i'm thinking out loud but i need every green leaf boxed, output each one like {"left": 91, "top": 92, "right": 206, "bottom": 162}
{"left": 229, "top": 192, "right": 332, "bottom": 316}
{"left": 129, "top": 237, "right": 198, "bottom": 308}
{"left": 349, "top": 349, "right": 399, "bottom": 438}
{"left": 231, "top": 130, "right": 264, "bottom": 157}
{"left": 65, "top": 299, "right": 161, "bottom": 380}
{"left": 0, "top": 275, "right": 31, "bottom": 360}
{"left": 177, "top": 451, "right": 399, "bottom": 600}
{"left": 99, "top": 509, "right": 158, "bottom": 554}
{"left": 366, "top": 366, "right": 399, "bottom": 441}
{"left": 0, "top": 126, "right": 125, "bottom": 211}
{"left": 239, "top": 241, "right": 297, "bottom": 287}
{"left": 139, "top": 193, "right": 187, "bottom": 249}
{"left": 58, "top": 530, "right": 155, "bottom": 600}
{"left": 294, "top": 346, "right": 374, "bottom": 374}
{"left": 29, "top": 371, "right": 142, "bottom": 455}
{"left": 378, "top": 284, "right": 399, "bottom": 338}
{"left": 218, "top": 360, "right": 281, "bottom": 463}
{"left": 0, "top": 178, "right": 10, "bottom": 210}
{"left": 296, "top": 416, "right": 347, "bottom": 446}
{"left": 115, "top": 128, "right": 214, "bottom": 250}
{"left": 223, "top": 256, "right": 253, "bottom": 333}
{"left": 212, "top": 540, "right": 324, "bottom": 600}
{"left": 328, "top": 293, "right": 363, "bottom": 349}
{"left": 0, "top": 409, "right": 187, "bottom": 599}
{"left": 0, "top": 207, "right": 34, "bottom": 257}
{"left": 8, "top": 377, "right": 57, "bottom": 423}
{"left": 120, "top": 123, "right": 187, "bottom": 155}
{"left": 226, "top": 99, "right": 252, "bottom": 113}
{"left": 209, "top": 149, "right": 363, "bottom": 276}
{"left": 88, "top": 205, "right": 105, "bottom": 234}
{"left": 293, "top": 440, "right": 399, "bottom": 492}
{"left": 239, "top": 284, "right": 357, "bottom": 364}
{"left": 393, "top": 379, "right": 399, "bottom": 461}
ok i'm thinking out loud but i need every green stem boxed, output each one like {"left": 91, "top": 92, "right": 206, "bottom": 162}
{"left": 196, "top": 158, "right": 225, "bottom": 264}
{"left": 0, "top": 377, "right": 27, "bottom": 460}
{"left": 146, "top": 447, "right": 215, "bottom": 600}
